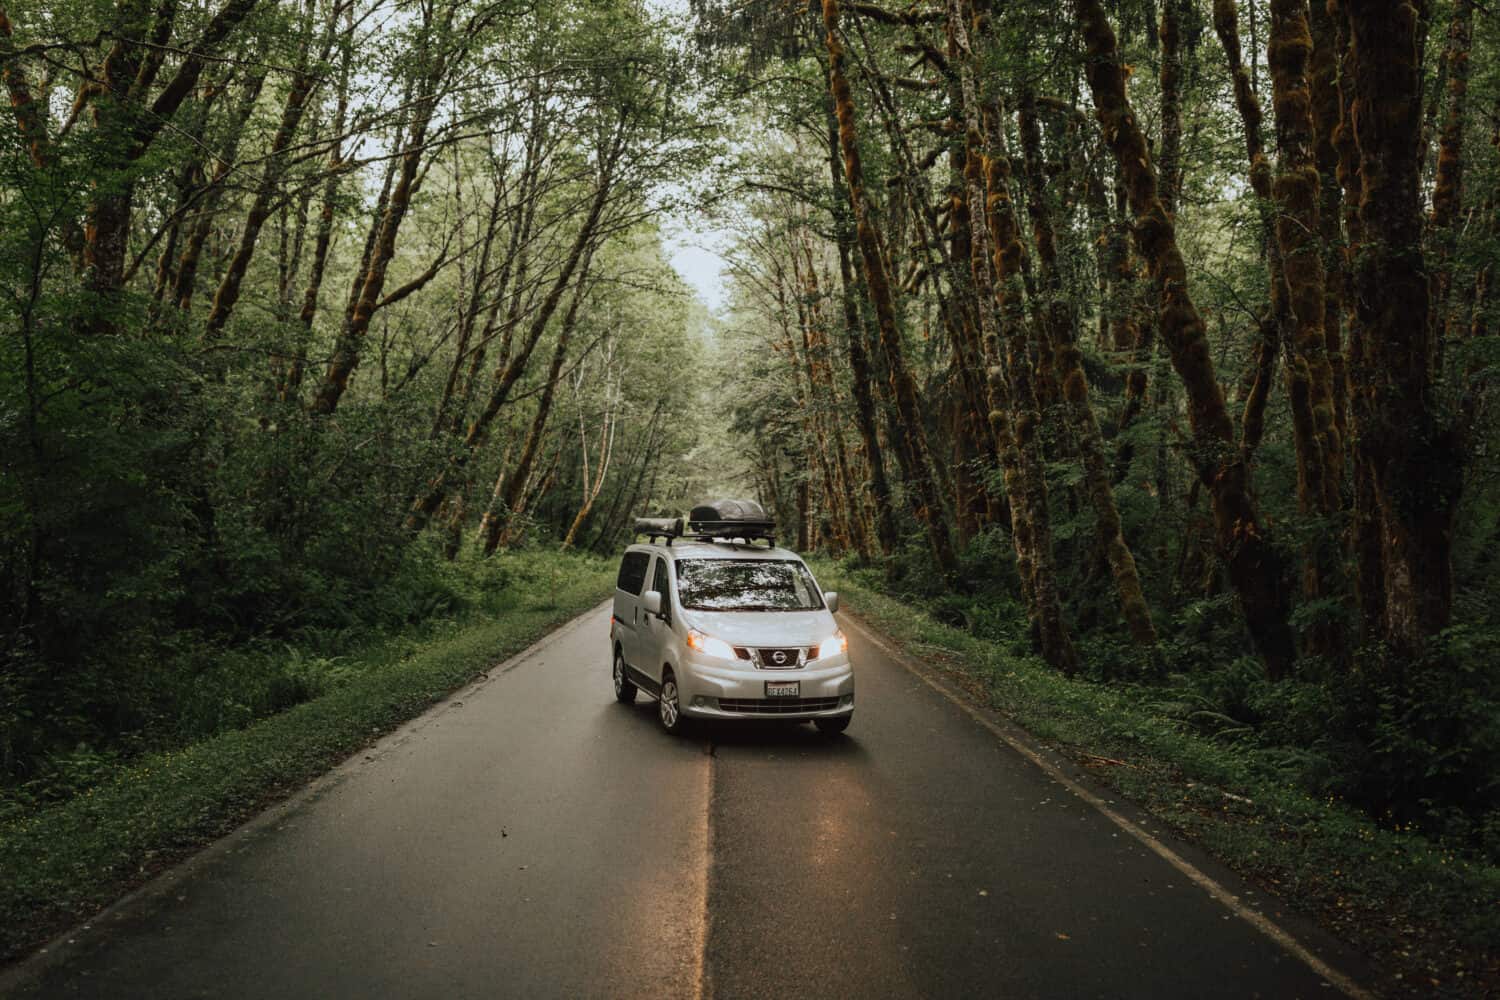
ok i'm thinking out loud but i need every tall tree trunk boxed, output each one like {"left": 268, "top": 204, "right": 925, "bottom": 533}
{"left": 800, "top": 237, "right": 872, "bottom": 561}
{"left": 561, "top": 344, "right": 620, "bottom": 551}
{"left": 1342, "top": 0, "right": 1462, "bottom": 658}
{"left": 479, "top": 251, "right": 594, "bottom": 556}
{"left": 1075, "top": 0, "right": 1296, "bottom": 676}
{"left": 1308, "top": 0, "right": 1350, "bottom": 456}
{"left": 1212, "top": 0, "right": 1284, "bottom": 458}
{"left": 826, "top": 121, "right": 900, "bottom": 558}
{"left": 82, "top": 0, "right": 262, "bottom": 333}
{"left": 1020, "top": 93, "right": 1157, "bottom": 648}
{"left": 1111, "top": 0, "right": 1186, "bottom": 474}
{"left": 405, "top": 118, "right": 624, "bottom": 532}
{"left": 977, "top": 91, "right": 1078, "bottom": 673}
{"left": 1428, "top": 0, "right": 1472, "bottom": 356}
{"left": 823, "top": 0, "right": 958, "bottom": 582}
{"left": 203, "top": 71, "right": 319, "bottom": 338}
{"left": 311, "top": 6, "right": 454, "bottom": 415}
{"left": 282, "top": 30, "right": 353, "bottom": 401}
{"left": 172, "top": 71, "right": 266, "bottom": 312}
{"left": 1330, "top": 0, "right": 1384, "bottom": 643}
{"left": 787, "top": 241, "right": 855, "bottom": 555}
{"left": 945, "top": 4, "right": 1040, "bottom": 612}
{"left": 1158, "top": 0, "right": 1186, "bottom": 218}
{"left": 1270, "top": 0, "right": 1342, "bottom": 652}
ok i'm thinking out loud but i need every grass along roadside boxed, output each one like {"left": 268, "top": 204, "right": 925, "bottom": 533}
{"left": 0, "top": 551, "right": 615, "bottom": 966}
{"left": 813, "top": 561, "right": 1499, "bottom": 999}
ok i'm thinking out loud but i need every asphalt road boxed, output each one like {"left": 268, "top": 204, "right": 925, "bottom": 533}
{"left": 3, "top": 603, "right": 1367, "bottom": 999}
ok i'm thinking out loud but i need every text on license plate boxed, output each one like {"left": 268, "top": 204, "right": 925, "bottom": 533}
{"left": 765, "top": 681, "right": 800, "bottom": 698}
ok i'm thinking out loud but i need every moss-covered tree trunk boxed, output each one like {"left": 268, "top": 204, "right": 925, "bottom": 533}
{"left": 310, "top": 14, "right": 450, "bottom": 416}
{"left": 1158, "top": 0, "right": 1185, "bottom": 218}
{"left": 1269, "top": 0, "right": 1343, "bottom": 653}
{"left": 1212, "top": 0, "right": 1283, "bottom": 458}
{"left": 1326, "top": 0, "right": 1382, "bottom": 641}
{"left": 977, "top": 88, "right": 1079, "bottom": 673}
{"left": 794, "top": 236, "right": 868, "bottom": 558}
{"left": 482, "top": 255, "right": 593, "bottom": 556}
{"left": 1075, "top": 0, "right": 1296, "bottom": 676}
{"left": 820, "top": 79, "right": 900, "bottom": 559}
{"left": 1019, "top": 94, "right": 1157, "bottom": 648}
{"left": 823, "top": 0, "right": 959, "bottom": 581}
{"left": 203, "top": 26, "right": 327, "bottom": 340}
{"left": 1307, "top": 0, "right": 1349, "bottom": 454}
{"left": 945, "top": 0, "right": 1036, "bottom": 593}
{"left": 1342, "top": 0, "right": 1462, "bottom": 657}
{"left": 1429, "top": 0, "right": 1472, "bottom": 354}
{"left": 171, "top": 72, "right": 266, "bottom": 313}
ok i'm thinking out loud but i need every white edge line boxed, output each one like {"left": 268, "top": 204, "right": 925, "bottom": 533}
{"left": 841, "top": 614, "right": 1374, "bottom": 1000}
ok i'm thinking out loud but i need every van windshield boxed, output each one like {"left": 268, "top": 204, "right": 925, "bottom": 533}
{"left": 675, "top": 559, "right": 824, "bottom": 612}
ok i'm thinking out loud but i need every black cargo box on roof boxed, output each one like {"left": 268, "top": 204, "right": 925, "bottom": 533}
{"left": 687, "top": 499, "right": 775, "bottom": 542}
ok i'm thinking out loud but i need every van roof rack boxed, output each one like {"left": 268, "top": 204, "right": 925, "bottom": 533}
{"left": 632, "top": 500, "right": 778, "bottom": 547}
{"left": 633, "top": 516, "right": 683, "bottom": 544}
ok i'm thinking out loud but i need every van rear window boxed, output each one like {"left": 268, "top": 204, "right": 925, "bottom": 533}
{"left": 616, "top": 552, "right": 650, "bottom": 595}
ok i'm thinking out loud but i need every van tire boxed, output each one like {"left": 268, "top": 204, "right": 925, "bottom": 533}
{"left": 613, "top": 649, "right": 637, "bottom": 704}
{"left": 658, "top": 669, "right": 687, "bottom": 735}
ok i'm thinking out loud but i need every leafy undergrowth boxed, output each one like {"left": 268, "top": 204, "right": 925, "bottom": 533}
{"left": 814, "top": 561, "right": 1499, "bottom": 1000}
{"left": 0, "top": 549, "right": 614, "bottom": 965}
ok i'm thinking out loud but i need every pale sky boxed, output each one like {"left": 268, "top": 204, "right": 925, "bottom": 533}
{"left": 664, "top": 223, "right": 732, "bottom": 313}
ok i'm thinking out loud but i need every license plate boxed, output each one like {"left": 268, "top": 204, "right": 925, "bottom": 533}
{"left": 765, "top": 681, "right": 799, "bottom": 697}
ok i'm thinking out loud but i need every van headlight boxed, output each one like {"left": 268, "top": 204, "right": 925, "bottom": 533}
{"left": 687, "top": 628, "right": 737, "bottom": 661}
{"left": 816, "top": 630, "right": 848, "bottom": 660}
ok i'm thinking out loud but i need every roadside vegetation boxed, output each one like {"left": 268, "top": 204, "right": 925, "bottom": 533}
{"left": 0, "top": 549, "right": 615, "bottom": 964}
{"left": 816, "top": 561, "right": 1499, "bottom": 997}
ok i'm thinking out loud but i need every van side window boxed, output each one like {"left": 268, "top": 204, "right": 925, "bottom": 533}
{"left": 616, "top": 552, "right": 650, "bottom": 595}
{"left": 652, "top": 559, "right": 673, "bottom": 624}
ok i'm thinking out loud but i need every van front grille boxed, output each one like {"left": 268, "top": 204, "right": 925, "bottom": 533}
{"left": 754, "top": 647, "right": 808, "bottom": 668}
{"left": 717, "top": 697, "right": 841, "bottom": 715}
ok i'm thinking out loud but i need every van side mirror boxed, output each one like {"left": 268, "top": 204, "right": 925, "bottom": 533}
{"left": 641, "top": 590, "right": 663, "bottom": 617}
{"left": 823, "top": 591, "right": 839, "bottom": 613}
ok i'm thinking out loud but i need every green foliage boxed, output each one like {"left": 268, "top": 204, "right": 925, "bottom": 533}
{"left": 0, "top": 0, "right": 714, "bottom": 807}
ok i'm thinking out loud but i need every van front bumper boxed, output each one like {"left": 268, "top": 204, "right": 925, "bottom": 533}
{"left": 677, "top": 656, "right": 854, "bottom": 719}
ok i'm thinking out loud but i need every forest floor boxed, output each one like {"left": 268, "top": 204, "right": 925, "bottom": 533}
{"left": 0, "top": 552, "right": 616, "bottom": 966}
{"left": 811, "top": 560, "right": 1499, "bottom": 1000}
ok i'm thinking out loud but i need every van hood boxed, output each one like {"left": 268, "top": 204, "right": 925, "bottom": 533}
{"left": 682, "top": 610, "right": 837, "bottom": 647}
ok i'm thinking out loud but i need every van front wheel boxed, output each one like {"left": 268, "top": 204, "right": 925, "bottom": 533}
{"left": 658, "top": 670, "right": 687, "bottom": 735}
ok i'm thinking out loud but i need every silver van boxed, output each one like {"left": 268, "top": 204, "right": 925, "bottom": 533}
{"left": 610, "top": 502, "right": 854, "bottom": 735}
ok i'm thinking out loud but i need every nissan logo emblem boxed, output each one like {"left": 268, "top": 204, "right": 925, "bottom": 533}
{"left": 772, "top": 650, "right": 787, "bottom": 665}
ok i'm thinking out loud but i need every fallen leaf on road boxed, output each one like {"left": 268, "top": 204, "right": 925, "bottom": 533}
{"left": 1056, "top": 933, "right": 1071, "bottom": 941}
